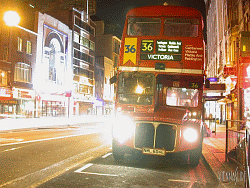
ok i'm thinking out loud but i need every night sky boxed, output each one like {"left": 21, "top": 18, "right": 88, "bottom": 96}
{"left": 95, "top": 0, "right": 206, "bottom": 29}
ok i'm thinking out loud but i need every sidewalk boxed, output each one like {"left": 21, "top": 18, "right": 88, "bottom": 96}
{"left": 202, "top": 123, "right": 245, "bottom": 187}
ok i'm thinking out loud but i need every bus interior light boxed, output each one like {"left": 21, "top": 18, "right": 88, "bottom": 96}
{"left": 135, "top": 85, "right": 144, "bottom": 94}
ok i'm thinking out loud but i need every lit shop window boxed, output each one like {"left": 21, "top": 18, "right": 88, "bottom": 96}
{"left": 14, "top": 62, "right": 31, "bottom": 83}
{"left": 0, "top": 70, "right": 7, "bottom": 86}
{"left": 17, "top": 37, "right": 22, "bottom": 51}
{"left": 26, "top": 41, "right": 32, "bottom": 54}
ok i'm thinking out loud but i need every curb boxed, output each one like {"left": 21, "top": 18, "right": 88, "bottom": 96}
{"left": 201, "top": 154, "right": 221, "bottom": 184}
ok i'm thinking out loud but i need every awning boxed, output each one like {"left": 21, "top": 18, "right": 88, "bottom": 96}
{"left": 0, "top": 96, "right": 13, "bottom": 101}
{"left": 203, "top": 83, "right": 226, "bottom": 93}
{"left": 203, "top": 96, "right": 225, "bottom": 101}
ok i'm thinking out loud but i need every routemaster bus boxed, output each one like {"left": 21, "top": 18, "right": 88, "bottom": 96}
{"left": 111, "top": 5, "right": 207, "bottom": 167}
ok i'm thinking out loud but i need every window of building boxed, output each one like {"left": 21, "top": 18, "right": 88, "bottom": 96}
{"left": 26, "top": 41, "right": 32, "bottom": 54}
{"left": 18, "top": 37, "right": 22, "bottom": 51}
{"left": 113, "top": 54, "right": 119, "bottom": 67}
{"left": 3, "top": 45, "right": 8, "bottom": 61}
{"left": 74, "top": 32, "right": 80, "bottom": 43}
{"left": 89, "top": 41, "right": 95, "bottom": 51}
{"left": 49, "top": 47, "right": 56, "bottom": 82}
{"left": 0, "top": 70, "right": 7, "bottom": 86}
{"left": 73, "top": 83, "right": 78, "bottom": 92}
{"left": 89, "top": 86, "right": 93, "bottom": 95}
{"left": 14, "top": 62, "right": 31, "bottom": 83}
{"left": 82, "top": 37, "right": 89, "bottom": 48}
{"left": 79, "top": 84, "right": 89, "bottom": 93}
{"left": 113, "top": 39, "right": 120, "bottom": 54}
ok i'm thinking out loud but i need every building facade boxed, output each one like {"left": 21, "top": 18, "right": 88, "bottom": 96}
{"left": 46, "top": 8, "right": 96, "bottom": 115}
{"left": 206, "top": 0, "right": 250, "bottom": 122}
{"left": 0, "top": 1, "right": 37, "bottom": 118}
{"left": 26, "top": 0, "right": 96, "bottom": 15}
{"left": 34, "top": 12, "right": 72, "bottom": 117}
{"left": 94, "top": 20, "right": 121, "bottom": 115}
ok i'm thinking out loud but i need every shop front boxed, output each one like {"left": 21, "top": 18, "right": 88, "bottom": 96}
{"left": 36, "top": 93, "right": 68, "bottom": 117}
{"left": 0, "top": 87, "right": 19, "bottom": 118}
{"left": 72, "top": 93, "right": 94, "bottom": 115}
{"left": 243, "top": 63, "right": 250, "bottom": 120}
{"left": 41, "top": 100, "right": 66, "bottom": 117}
{"left": 203, "top": 83, "right": 226, "bottom": 133}
{"left": 13, "top": 88, "right": 35, "bottom": 118}
{"left": 103, "top": 100, "right": 114, "bottom": 115}
{"left": 0, "top": 99, "right": 19, "bottom": 118}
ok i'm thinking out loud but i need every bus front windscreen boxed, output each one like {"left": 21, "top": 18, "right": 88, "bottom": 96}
{"left": 164, "top": 18, "right": 199, "bottom": 37}
{"left": 127, "top": 17, "right": 161, "bottom": 36}
{"left": 118, "top": 72, "right": 154, "bottom": 105}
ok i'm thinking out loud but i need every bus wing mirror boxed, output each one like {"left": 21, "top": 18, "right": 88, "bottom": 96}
{"left": 205, "top": 79, "right": 210, "bottom": 88}
{"left": 110, "top": 75, "right": 117, "bottom": 84}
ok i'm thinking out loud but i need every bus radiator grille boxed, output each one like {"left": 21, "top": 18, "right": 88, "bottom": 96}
{"left": 155, "top": 124, "right": 176, "bottom": 151}
{"left": 135, "top": 123, "right": 176, "bottom": 151}
{"left": 135, "top": 123, "right": 154, "bottom": 148}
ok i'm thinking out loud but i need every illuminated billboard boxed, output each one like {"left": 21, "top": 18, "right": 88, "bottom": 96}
{"left": 34, "top": 12, "right": 72, "bottom": 94}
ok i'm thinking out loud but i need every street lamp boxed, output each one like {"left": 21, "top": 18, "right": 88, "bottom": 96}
{"left": 3, "top": 11, "right": 20, "bottom": 26}
{"left": 3, "top": 10, "right": 38, "bottom": 36}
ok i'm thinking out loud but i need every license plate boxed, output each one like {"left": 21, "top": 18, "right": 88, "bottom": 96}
{"left": 142, "top": 148, "right": 166, "bottom": 156}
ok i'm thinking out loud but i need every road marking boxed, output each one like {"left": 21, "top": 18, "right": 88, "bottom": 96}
{"left": 75, "top": 163, "right": 93, "bottom": 173}
{"left": 101, "top": 152, "right": 112, "bottom": 158}
{"left": 168, "top": 179, "right": 197, "bottom": 183}
{"left": 0, "top": 144, "right": 110, "bottom": 188}
{"left": 74, "top": 162, "right": 118, "bottom": 177}
{"left": 0, "top": 131, "right": 97, "bottom": 147}
{"left": 2, "top": 146, "right": 23, "bottom": 153}
{"left": 0, "top": 138, "right": 23, "bottom": 142}
{"left": 77, "top": 171, "right": 119, "bottom": 177}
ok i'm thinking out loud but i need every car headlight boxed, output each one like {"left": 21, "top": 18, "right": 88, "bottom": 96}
{"left": 183, "top": 128, "right": 198, "bottom": 143}
{"left": 113, "top": 115, "right": 135, "bottom": 144}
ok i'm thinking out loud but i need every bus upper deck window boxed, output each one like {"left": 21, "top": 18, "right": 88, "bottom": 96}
{"left": 164, "top": 18, "right": 199, "bottom": 37}
{"left": 127, "top": 17, "right": 161, "bottom": 36}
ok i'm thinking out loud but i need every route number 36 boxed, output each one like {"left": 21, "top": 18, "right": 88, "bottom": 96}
{"left": 190, "top": 82, "right": 200, "bottom": 89}
{"left": 125, "top": 45, "right": 136, "bottom": 53}
{"left": 141, "top": 42, "right": 153, "bottom": 52}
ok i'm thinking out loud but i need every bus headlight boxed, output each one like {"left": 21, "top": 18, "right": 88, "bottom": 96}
{"left": 183, "top": 128, "right": 198, "bottom": 143}
{"left": 113, "top": 115, "right": 135, "bottom": 144}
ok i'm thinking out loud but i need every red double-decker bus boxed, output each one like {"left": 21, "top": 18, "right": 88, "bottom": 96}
{"left": 111, "top": 5, "right": 206, "bottom": 166}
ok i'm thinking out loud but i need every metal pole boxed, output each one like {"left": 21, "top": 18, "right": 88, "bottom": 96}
{"left": 236, "top": 37, "right": 241, "bottom": 128}
{"left": 215, "top": 101, "right": 217, "bottom": 135}
{"left": 226, "top": 120, "right": 228, "bottom": 162}
{"left": 16, "top": 25, "right": 38, "bottom": 36}
{"left": 68, "top": 96, "right": 70, "bottom": 118}
{"left": 86, "top": 0, "right": 89, "bottom": 22}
